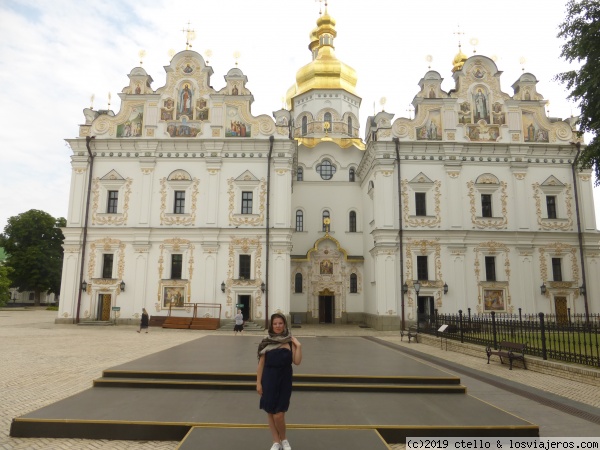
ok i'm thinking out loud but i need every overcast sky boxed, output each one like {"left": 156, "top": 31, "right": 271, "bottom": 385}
{"left": 0, "top": 0, "right": 595, "bottom": 232}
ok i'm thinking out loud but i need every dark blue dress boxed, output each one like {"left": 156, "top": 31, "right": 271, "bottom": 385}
{"left": 260, "top": 345, "right": 293, "bottom": 414}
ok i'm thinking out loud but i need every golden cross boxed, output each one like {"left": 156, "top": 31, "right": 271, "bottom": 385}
{"left": 315, "top": 0, "right": 328, "bottom": 15}
{"left": 182, "top": 21, "right": 196, "bottom": 50}
{"left": 453, "top": 25, "right": 465, "bottom": 46}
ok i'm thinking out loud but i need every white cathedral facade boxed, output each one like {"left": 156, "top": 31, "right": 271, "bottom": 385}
{"left": 57, "top": 9, "right": 599, "bottom": 329}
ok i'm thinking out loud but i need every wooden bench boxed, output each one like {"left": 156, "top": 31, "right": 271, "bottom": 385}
{"left": 486, "top": 341, "right": 527, "bottom": 370}
{"left": 400, "top": 325, "right": 418, "bottom": 343}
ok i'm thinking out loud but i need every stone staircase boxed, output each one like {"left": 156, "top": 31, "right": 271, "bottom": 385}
{"left": 77, "top": 320, "right": 114, "bottom": 326}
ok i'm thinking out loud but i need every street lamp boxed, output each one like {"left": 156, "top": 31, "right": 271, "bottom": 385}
{"left": 540, "top": 283, "right": 546, "bottom": 295}
{"left": 414, "top": 280, "right": 421, "bottom": 296}
{"left": 443, "top": 283, "right": 448, "bottom": 295}
{"left": 81, "top": 281, "right": 88, "bottom": 292}
{"left": 221, "top": 281, "right": 226, "bottom": 293}
{"left": 402, "top": 282, "right": 408, "bottom": 294}
{"left": 580, "top": 284, "right": 586, "bottom": 296}
{"left": 119, "top": 280, "right": 126, "bottom": 292}
{"left": 261, "top": 282, "right": 266, "bottom": 293}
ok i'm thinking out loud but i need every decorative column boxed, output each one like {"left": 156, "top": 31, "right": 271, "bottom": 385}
{"left": 138, "top": 158, "right": 156, "bottom": 225}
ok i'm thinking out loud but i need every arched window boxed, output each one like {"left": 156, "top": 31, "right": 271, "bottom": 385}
{"left": 295, "top": 273, "right": 303, "bottom": 293}
{"left": 322, "top": 210, "right": 330, "bottom": 232}
{"left": 349, "top": 168, "right": 355, "bottom": 182}
{"left": 349, "top": 211, "right": 357, "bottom": 232}
{"left": 348, "top": 116, "right": 353, "bottom": 136}
{"left": 324, "top": 112, "right": 332, "bottom": 132}
{"left": 350, "top": 273, "right": 358, "bottom": 293}
{"left": 302, "top": 116, "right": 308, "bottom": 136}
{"left": 297, "top": 167, "right": 303, "bottom": 181}
{"left": 316, "top": 160, "right": 336, "bottom": 180}
{"left": 295, "top": 210, "right": 304, "bottom": 232}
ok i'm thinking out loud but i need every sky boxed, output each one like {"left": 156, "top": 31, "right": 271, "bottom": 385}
{"left": 0, "top": 0, "right": 596, "bottom": 232}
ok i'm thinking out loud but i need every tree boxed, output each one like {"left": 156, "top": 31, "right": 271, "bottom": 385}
{"left": 0, "top": 210, "right": 66, "bottom": 306}
{"left": 556, "top": 0, "right": 600, "bottom": 179}
{"left": 0, "top": 265, "right": 12, "bottom": 306}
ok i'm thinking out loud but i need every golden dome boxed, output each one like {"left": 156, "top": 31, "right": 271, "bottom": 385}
{"left": 286, "top": 7, "right": 358, "bottom": 108}
{"left": 452, "top": 45, "right": 468, "bottom": 72}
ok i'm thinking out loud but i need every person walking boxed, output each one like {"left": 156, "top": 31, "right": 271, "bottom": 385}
{"left": 234, "top": 309, "right": 244, "bottom": 335}
{"left": 256, "top": 313, "right": 302, "bottom": 450}
{"left": 137, "top": 308, "right": 149, "bottom": 333}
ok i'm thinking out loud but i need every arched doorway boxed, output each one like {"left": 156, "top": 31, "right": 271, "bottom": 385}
{"left": 319, "top": 288, "right": 335, "bottom": 323}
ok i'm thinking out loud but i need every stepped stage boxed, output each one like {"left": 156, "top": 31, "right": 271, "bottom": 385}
{"left": 11, "top": 336, "right": 538, "bottom": 446}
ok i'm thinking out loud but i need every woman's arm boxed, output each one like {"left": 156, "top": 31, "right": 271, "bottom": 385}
{"left": 291, "top": 337, "right": 302, "bottom": 365}
{"left": 256, "top": 354, "right": 265, "bottom": 395}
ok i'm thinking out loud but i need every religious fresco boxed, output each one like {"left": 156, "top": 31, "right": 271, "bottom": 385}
{"left": 320, "top": 260, "right": 333, "bottom": 275}
{"left": 166, "top": 118, "right": 202, "bottom": 137}
{"left": 163, "top": 286, "right": 186, "bottom": 309}
{"left": 466, "top": 123, "right": 500, "bottom": 142}
{"left": 161, "top": 98, "right": 175, "bottom": 121}
{"left": 483, "top": 289, "right": 505, "bottom": 312}
{"left": 183, "top": 64, "right": 194, "bottom": 74}
{"left": 472, "top": 88, "right": 490, "bottom": 123}
{"left": 116, "top": 108, "right": 143, "bottom": 138}
{"left": 417, "top": 110, "right": 442, "bottom": 140}
{"left": 458, "top": 102, "right": 471, "bottom": 124}
{"left": 522, "top": 112, "right": 549, "bottom": 142}
{"left": 195, "top": 98, "right": 209, "bottom": 121}
{"left": 492, "top": 102, "right": 505, "bottom": 125}
{"left": 177, "top": 83, "right": 194, "bottom": 119}
{"left": 226, "top": 106, "right": 251, "bottom": 137}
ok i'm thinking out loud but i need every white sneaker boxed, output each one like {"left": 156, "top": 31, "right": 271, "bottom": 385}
{"left": 270, "top": 444, "right": 282, "bottom": 450}
{"left": 282, "top": 440, "right": 292, "bottom": 450}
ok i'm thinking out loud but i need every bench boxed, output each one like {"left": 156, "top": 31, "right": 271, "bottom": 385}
{"left": 486, "top": 341, "right": 527, "bottom": 370}
{"left": 400, "top": 325, "right": 418, "bottom": 343}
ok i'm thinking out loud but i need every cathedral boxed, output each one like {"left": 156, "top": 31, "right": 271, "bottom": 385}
{"left": 57, "top": 6, "right": 599, "bottom": 330}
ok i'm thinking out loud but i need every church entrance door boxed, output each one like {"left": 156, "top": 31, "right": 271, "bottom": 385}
{"left": 554, "top": 296, "right": 568, "bottom": 324}
{"left": 318, "top": 295, "right": 334, "bottom": 323}
{"left": 417, "top": 296, "right": 435, "bottom": 330}
{"left": 238, "top": 295, "right": 251, "bottom": 321}
{"left": 98, "top": 294, "right": 112, "bottom": 321}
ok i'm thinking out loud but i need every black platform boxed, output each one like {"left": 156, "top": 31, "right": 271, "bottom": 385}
{"left": 11, "top": 336, "right": 539, "bottom": 445}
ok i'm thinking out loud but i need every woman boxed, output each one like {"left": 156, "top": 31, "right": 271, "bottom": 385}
{"left": 137, "top": 308, "right": 149, "bottom": 333}
{"left": 234, "top": 309, "right": 244, "bottom": 335}
{"left": 256, "top": 313, "right": 302, "bottom": 450}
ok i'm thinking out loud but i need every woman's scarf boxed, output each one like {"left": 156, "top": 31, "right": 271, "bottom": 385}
{"left": 257, "top": 328, "right": 292, "bottom": 360}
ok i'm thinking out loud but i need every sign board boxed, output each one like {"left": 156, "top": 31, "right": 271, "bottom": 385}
{"left": 438, "top": 324, "right": 449, "bottom": 333}
{"left": 112, "top": 306, "right": 121, "bottom": 311}
{"left": 235, "top": 304, "right": 245, "bottom": 308}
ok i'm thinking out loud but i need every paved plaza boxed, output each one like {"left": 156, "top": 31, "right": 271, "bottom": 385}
{"left": 1, "top": 309, "right": 599, "bottom": 449}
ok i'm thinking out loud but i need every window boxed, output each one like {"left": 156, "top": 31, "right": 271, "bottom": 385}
{"left": 28, "top": 292, "right": 34, "bottom": 301}
{"left": 171, "top": 254, "right": 183, "bottom": 279}
{"left": 174, "top": 191, "right": 185, "bottom": 214}
{"left": 347, "top": 116, "right": 353, "bottom": 136}
{"left": 297, "top": 167, "right": 303, "bottom": 181}
{"left": 417, "top": 256, "right": 428, "bottom": 280}
{"left": 349, "top": 211, "right": 357, "bottom": 232}
{"left": 296, "top": 210, "right": 304, "bottom": 231}
{"left": 322, "top": 210, "right": 330, "bottom": 232}
{"left": 350, "top": 273, "right": 358, "bottom": 293}
{"left": 481, "top": 194, "right": 492, "bottom": 217}
{"left": 552, "top": 257, "right": 563, "bottom": 281}
{"left": 295, "top": 273, "right": 303, "bottom": 293}
{"left": 349, "top": 168, "right": 355, "bottom": 182}
{"left": 485, "top": 256, "right": 496, "bottom": 281}
{"left": 302, "top": 116, "right": 308, "bottom": 136}
{"left": 317, "top": 160, "right": 336, "bottom": 180}
{"left": 324, "top": 112, "right": 332, "bottom": 132}
{"left": 547, "top": 195, "right": 557, "bottom": 219}
{"left": 102, "top": 254, "right": 113, "bottom": 279}
{"left": 242, "top": 191, "right": 253, "bottom": 214}
{"left": 239, "top": 255, "right": 251, "bottom": 280}
{"left": 107, "top": 190, "right": 118, "bottom": 213}
{"left": 415, "top": 192, "right": 426, "bottom": 216}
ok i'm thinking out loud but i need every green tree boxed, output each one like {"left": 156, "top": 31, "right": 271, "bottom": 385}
{"left": 0, "top": 210, "right": 66, "bottom": 306}
{"left": 0, "top": 265, "right": 13, "bottom": 306}
{"left": 556, "top": 0, "right": 600, "bottom": 177}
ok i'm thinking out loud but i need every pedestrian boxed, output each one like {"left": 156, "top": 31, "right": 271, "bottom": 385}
{"left": 234, "top": 309, "right": 244, "bottom": 335}
{"left": 137, "top": 308, "right": 149, "bottom": 333}
{"left": 256, "top": 313, "right": 302, "bottom": 450}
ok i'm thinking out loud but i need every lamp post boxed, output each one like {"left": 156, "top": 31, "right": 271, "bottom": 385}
{"left": 414, "top": 281, "right": 421, "bottom": 332}
{"left": 540, "top": 283, "right": 546, "bottom": 295}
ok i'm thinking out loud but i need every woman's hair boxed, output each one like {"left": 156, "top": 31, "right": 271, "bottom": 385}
{"left": 268, "top": 313, "right": 288, "bottom": 335}
{"left": 142, "top": 308, "right": 147, "bottom": 314}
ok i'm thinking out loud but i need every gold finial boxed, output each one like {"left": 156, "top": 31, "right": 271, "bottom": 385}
{"left": 107, "top": 92, "right": 111, "bottom": 110}
{"left": 425, "top": 54, "right": 433, "bottom": 70}
{"left": 182, "top": 21, "right": 196, "bottom": 50}
{"left": 380, "top": 97, "right": 387, "bottom": 112}
{"left": 407, "top": 104, "right": 414, "bottom": 120}
{"left": 168, "top": 49, "right": 176, "bottom": 59}
{"left": 138, "top": 49, "right": 146, "bottom": 66}
{"left": 519, "top": 56, "right": 527, "bottom": 72}
{"left": 469, "top": 38, "right": 478, "bottom": 54}
{"left": 546, "top": 101, "right": 550, "bottom": 116}
{"left": 90, "top": 94, "right": 95, "bottom": 110}
{"left": 233, "top": 50, "right": 241, "bottom": 66}
{"left": 205, "top": 49, "right": 212, "bottom": 64}
{"left": 323, "top": 121, "right": 330, "bottom": 134}
{"left": 315, "top": 0, "right": 323, "bottom": 15}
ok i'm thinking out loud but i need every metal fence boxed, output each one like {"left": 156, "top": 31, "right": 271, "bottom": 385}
{"left": 417, "top": 309, "right": 600, "bottom": 368}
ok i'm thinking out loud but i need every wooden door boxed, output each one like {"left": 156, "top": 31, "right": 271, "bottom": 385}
{"left": 319, "top": 295, "right": 334, "bottom": 323}
{"left": 99, "top": 294, "right": 112, "bottom": 321}
{"left": 554, "top": 296, "right": 568, "bottom": 324}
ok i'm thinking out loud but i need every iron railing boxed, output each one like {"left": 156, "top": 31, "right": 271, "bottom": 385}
{"left": 416, "top": 308, "right": 600, "bottom": 368}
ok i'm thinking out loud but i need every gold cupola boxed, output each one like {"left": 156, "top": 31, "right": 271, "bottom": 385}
{"left": 286, "top": 6, "right": 358, "bottom": 108}
{"left": 452, "top": 44, "right": 468, "bottom": 72}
